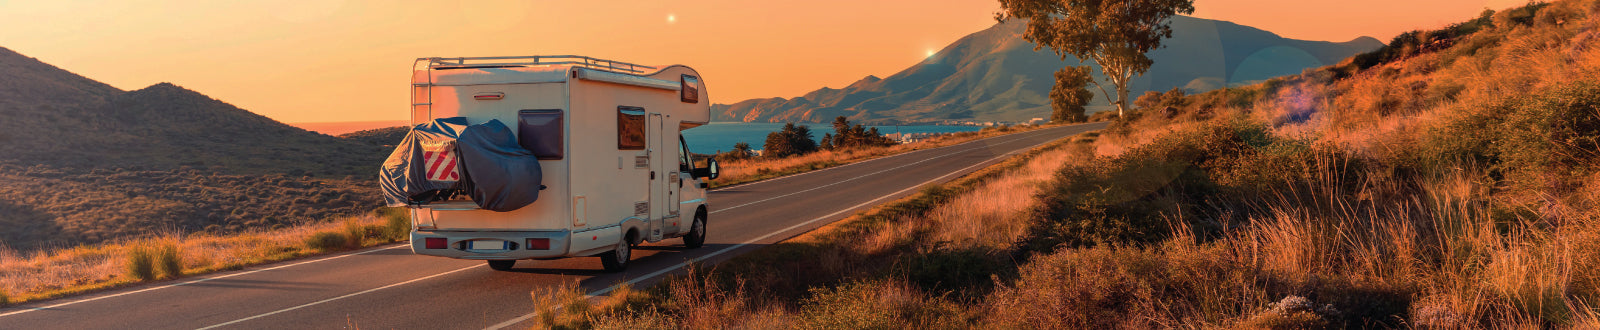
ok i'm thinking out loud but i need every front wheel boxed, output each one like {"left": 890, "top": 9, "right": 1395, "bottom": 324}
{"left": 487, "top": 260, "right": 515, "bottom": 271}
{"left": 683, "top": 212, "right": 706, "bottom": 248}
{"left": 599, "top": 238, "right": 631, "bottom": 272}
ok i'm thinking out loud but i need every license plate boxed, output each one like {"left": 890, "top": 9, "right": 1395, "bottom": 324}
{"left": 470, "top": 240, "right": 505, "bottom": 250}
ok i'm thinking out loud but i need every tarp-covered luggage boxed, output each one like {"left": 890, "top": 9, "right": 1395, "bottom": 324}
{"left": 380, "top": 117, "right": 470, "bottom": 206}
{"left": 456, "top": 119, "right": 543, "bottom": 212}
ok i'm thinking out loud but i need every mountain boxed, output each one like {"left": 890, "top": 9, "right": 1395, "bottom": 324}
{"left": 0, "top": 47, "right": 385, "bottom": 176}
{"left": 712, "top": 16, "right": 1385, "bottom": 123}
{"left": 0, "top": 46, "right": 385, "bottom": 250}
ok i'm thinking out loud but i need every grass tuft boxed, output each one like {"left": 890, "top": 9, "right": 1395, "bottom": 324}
{"left": 124, "top": 245, "right": 156, "bottom": 281}
{"left": 156, "top": 242, "right": 181, "bottom": 279}
{"left": 304, "top": 231, "right": 350, "bottom": 251}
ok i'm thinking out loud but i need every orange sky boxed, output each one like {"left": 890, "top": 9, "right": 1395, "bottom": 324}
{"left": 0, "top": 0, "right": 1529, "bottom": 123}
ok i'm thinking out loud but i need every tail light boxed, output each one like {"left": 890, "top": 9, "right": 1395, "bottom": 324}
{"left": 425, "top": 237, "right": 447, "bottom": 249}
{"left": 526, "top": 238, "right": 550, "bottom": 250}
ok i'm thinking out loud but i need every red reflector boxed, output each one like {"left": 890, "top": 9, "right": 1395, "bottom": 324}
{"left": 425, "top": 237, "right": 447, "bottom": 249}
{"left": 526, "top": 238, "right": 550, "bottom": 250}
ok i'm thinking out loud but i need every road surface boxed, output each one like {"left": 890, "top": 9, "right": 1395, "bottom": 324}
{"left": 0, "top": 121, "right": 1106, "bottom": 329}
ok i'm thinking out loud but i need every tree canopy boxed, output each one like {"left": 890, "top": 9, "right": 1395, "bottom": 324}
{"left": 997, "top": 0, "right": 1195, "bottom": 117}
{"left": 822, "top": 116, "right": 896, "bottom": 150}
{"left": 763, "top": 123, "right": 818, "bottom": 158}
{"left": 1050, "top": 66, "right": 1094, "bottom": 123}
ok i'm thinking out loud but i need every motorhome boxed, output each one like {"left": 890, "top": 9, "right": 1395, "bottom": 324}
{"left": 387, "top": 55, "right": 718, "bottom": 272}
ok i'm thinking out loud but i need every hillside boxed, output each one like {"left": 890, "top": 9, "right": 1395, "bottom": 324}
{"left": 0, "top": 48, "right": 385, "bottom": 176}
{"left": 553, "top": 1, "right": 1600, "bottom": 328}
{"left": 338, "top": 126, "right": 409, "bottom": 148}
{"left": 0, "top": 47, "right": 386, "bottom": 250}
{"left": 712, "top": 15, "right": 1383, "bottom": 123}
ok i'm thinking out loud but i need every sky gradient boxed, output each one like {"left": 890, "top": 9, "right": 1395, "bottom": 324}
{"left": 0, "top": 0, "right": 1530, "bottom": 123}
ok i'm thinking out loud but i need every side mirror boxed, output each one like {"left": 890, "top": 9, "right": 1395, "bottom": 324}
{"left": 707, "top": 158, "right": 719, "bottom": 180}
{"left": 692, "top": 157, "right": 720, "bottom": 180}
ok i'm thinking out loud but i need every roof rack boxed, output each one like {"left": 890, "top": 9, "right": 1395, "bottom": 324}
{"left": 415, "top": 55, "right": 656, "bottom": 74}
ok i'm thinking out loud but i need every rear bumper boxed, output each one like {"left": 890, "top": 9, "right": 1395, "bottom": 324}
{"left": 410, "top": 230, "right": 571, "bottom": 260}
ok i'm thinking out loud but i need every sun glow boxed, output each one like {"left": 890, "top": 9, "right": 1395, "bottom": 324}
{"left": 667, "top": 13, "right": 676, "bottom": 24}
{"left": 925, "top": 49, "right": 936, "bottom": 58}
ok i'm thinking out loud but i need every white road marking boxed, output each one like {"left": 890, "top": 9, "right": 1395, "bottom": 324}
{"left": 709, "top": 126, "right": 1063, "bottom": 214}
{"left": 0, "top": 244, "right": 409, "bottom": 319}
{"left": 196, "top": 264, "right": 481, "bottom": 330}
{"left": 0, "top": 123, "right": 1095, "bottom": 328}
{"left": 708, "top": 124, "right": 1080, "bottom": 191}
{"left": 485, "top": 127, "right": 1070, "bottom": 330}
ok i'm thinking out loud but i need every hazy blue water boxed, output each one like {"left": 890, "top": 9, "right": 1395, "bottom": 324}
{"left": 680, "top": 122, "right": 982, "bottom": 154}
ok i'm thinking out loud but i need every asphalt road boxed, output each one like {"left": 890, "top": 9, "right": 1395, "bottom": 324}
{"left": 0, "top": 121, "right": 1106, "bottom": 330}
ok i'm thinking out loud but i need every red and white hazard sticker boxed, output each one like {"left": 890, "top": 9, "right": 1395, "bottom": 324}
{"left": 421, "top": 142, "right": 460, "bottom": 182}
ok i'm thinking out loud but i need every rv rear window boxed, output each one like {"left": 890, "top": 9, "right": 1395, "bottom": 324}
{"left": 618, "top": 107, "right": 646, "bottom": 150}
{"left": 680, "top": 75, "right": 700, "bottom": 104}
{"left": 518, "top": 109, "right": 563, "bottom": 160}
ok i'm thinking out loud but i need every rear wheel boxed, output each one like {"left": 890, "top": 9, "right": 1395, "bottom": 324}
{"left": 683, "top": 212, "right": 706, "bottom": 248}
{"left": 487, "top": 260, "right": 515, "bottom": 271}
{"left": 600, "top": 235, "right": 632, "bottom": 272}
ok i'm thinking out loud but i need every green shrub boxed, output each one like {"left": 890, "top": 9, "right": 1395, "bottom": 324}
{"left": 1494, "top": 82, "right": 1600, "bottom": 189}
{"left": 798, "top": 282, "right": 899, "bottom": 329}
{"left": 381, "top": 208, "right": 411, "bottom": 242}
{"left": 157, "top": 243, "right": 182, "bottom": 279}
{"left": 125, "top": 246, "right": 156, "bottom": 281}
{"left": 897, "top": 244, "right": 1012, "bottom": 300}
{"left": 305, "top": 231, "right": 349, "bottom": 251}
{"left": 341, "top": 218, "right": 368, "bottom": 248}
{"left": 0, "top": 289, "right": 10, "bottom": 306}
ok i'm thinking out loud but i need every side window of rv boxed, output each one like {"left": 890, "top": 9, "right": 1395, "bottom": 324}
{"left": 518, "top": 109, "right": 563, "bottom": 160}
{"left": 679, "top": 136, "right": 691, "bottom": 172}
{"left": 617, "top": 107, "right": 646, "bottom": 150}
{"left": 680, "top": 75, "right": 700, "bottom": 104}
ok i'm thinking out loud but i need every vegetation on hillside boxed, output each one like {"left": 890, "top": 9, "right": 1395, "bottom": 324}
{"left": 532, "top": 1, "right": 1600, "bottom": 327}
{"left": 339, "top": 126, "right": 409, "bottom": 147}
{"left": 0, "top": 163, "right": 380, "bottom": 251}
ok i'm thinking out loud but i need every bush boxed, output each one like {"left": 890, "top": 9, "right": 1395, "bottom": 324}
{"left": 381, "top": 208, "right": 411, "bottom": 241}
{"left": 157, "top": 243, "right": 182, "bottom": 279}
{"left": 342, "top": 218, "right": 368, "bottom": 248}
{"left": 125, "top": 246, "right": 156, "bottom": 281}
{"left": 897, "top": 244, "right": 1012, "bottom": 300}
{"left": 798, "top": 282, "right": 900, "bottom": 329}
{"left": 0, "top": 289, "right": 10, "bottom": 306}
{"left": 305, "top": 231, "right": 349, "bottom": 251}
{"left": 1493, "top": 82, "right": 1600, "bottom": 189}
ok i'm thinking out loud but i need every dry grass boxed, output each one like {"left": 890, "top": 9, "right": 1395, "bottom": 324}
{"left": 530, "top": 130, "right": 1096, "bottom": 328}
{"left": 0, "top": 210, "right": 408, "bottom": 304}
{"left": 529, "top": 1, "right": 1600, "bottom": 327}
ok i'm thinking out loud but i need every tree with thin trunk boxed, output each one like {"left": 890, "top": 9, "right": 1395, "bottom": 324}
{"left": 997, "top": 0, "right": 1195, "bottom": 118}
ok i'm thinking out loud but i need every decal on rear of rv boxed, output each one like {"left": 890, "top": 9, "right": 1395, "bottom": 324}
{"left": 421, "top": 141, "right": 460, "bottom": 182}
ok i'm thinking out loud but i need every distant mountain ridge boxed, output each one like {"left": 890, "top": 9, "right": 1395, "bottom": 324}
{"left": 712, "top": 16, "right": 1384, "bottom": 123}
{"left": 0, "top": 46, "right": 383, "bottom": 176}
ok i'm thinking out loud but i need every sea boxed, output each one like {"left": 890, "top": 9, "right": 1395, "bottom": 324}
{"left": 680, "top": 122, "right": 983, "bottom": 154}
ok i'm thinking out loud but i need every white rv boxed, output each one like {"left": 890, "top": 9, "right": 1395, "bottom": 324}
{"left": 402, "top": 55, "right": 719, "bottom": 271}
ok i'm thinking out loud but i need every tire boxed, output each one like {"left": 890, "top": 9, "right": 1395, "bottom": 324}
{"left": 487, "top": 259, "right": 515, "bottom": 271}
{"left": 600, "top": 235, "right": 632, "bottom": 272}
{"left": 683, "top": 212, "right": 706, "bottom": 249}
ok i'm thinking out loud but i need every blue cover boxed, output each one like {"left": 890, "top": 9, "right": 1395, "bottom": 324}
{"left": 379, "top": 117, "right": 469, "bottom": 206}
{"left": 456, "top": 119, "right": 543, "bottom": 212}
